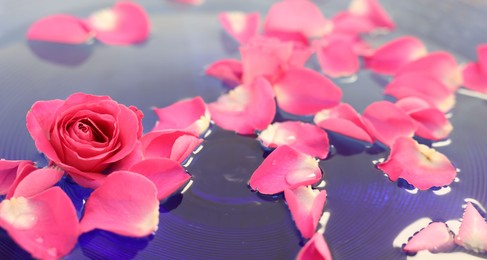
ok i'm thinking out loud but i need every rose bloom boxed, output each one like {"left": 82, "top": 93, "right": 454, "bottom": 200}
{"left": 26, "top": 93, "right": 143, "bottom": 188}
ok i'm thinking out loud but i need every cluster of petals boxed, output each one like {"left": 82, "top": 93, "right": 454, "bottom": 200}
{"left": 462, "top": 44, "right": 487, "bottom": 93}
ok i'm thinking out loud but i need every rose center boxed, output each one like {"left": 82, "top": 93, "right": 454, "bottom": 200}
{"left": 74, "top": 119, "right": 107, "bottom": 143}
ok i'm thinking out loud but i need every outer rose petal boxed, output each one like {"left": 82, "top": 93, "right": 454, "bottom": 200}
{"left": 87, "top": 1, "right": 150, "bottom": 45}
{"left": 274, "top": 68, "right": 342, "bottom": 116}
{"left": 208, "top": 77, "right": 276, "bottom": 135}
{"left": 0, "top": 160, "right": 35, "bottom": 195}
{"left": 316, "top": 36, "right": 360, "bottom": 78}
{"left": 152, "top": 96, "right": 210, "bottom": 137}
{"left": 455, "top": 202, "right": 487, "bottom": 253}
{"left": 377, "top": 137, "right": 457, "bottom": 190}
{"left": 205, "top": 59, "right": 243, "bottom": 87}
{"left": 258, "top": 121, "right": 330, "bottom": 159}
{"left": 141, "top": 130, "right": 203, "bottom": 164}
{"left": 284, "top": 187, "right": 327, "bottom": 239}
{"left": 403, "top": 222, "right": 455, "bottom": 253}
{"left": 348, "top": 0, "right": 395, "bottom": 32}
{"left": 462, "top": 62, "right": 487, "bottom": 94}
{"left": 249, "top": 145, "right": 322, "bottom": 195}
{"left": 80, "top": 171, "right": 159, "bottom": 237}
{"left": 26, "top": 15, "right": 92, "bottom": 44}
{"left": 129, "top": 158, "right": 191, "bottom": 200}
{"left": 362, "top": 101, "right": 416, "bottom": 147}
{"left": 219, "top": 12, "right": 260, "bottom": 44}
{"left": 364, "top": 36, "right": 427, "bottom": 75}
{"left": 0, "top": 187, "right": 79, "bottom": 260}
{"left": 297, "top": 233, "right": 333, "bottom": 260}
{"left": 8, "top": 168, "right": 64, "bottom": 199}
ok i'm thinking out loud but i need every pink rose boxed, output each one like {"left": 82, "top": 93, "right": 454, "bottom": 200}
{"left": 26, "top": 93, "right": 143, "bottom": 188}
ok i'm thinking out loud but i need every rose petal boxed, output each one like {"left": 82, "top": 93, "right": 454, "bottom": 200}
{"left": 0, "top": 187, "right": 79, "bottom": 260}
{"left": 403, "top": 222, "right": 455, "bottom": 253}
{"left": 171, "top": 0, "right": 204, "bottom": 5}
{"left": 8, "top": 168, "right": 64, "bottom": 199}
{"left": 297, "top": 233, "right": 333, "bottom": 260}
{"left": 0, "top": 160, "right": 35, "bottom": 195}
{"left": 348, "top": 0, "right": 395, "bottom": 32}
{"left": 284, "top": 187, "right": 327, "bottom": 239}
{"left": 331, "top": 11, "right": 376, "bottom": 35}
{"left": 364, "top": 36, "right": 427, "bottom": 75}
{"left": 377, "top": 137, "right": 457, "bottom": 190}
{"left": 274, "top": 67, "right": 342, "bottom": 116}
{"left": 152, "top": 96, "right": 210, "bottom": 137}
{"left": 80, "top": 171, "right": 159, "bottom": 237}
{"left": 219, "top": 12, "right": 260, "bottom": 44}
{"left": 316, "top": 35, "right": 360, "bottom": 78}
{"left": 129, "top": 158, "right": 191, "bottom": 200}
{"left": 258, "top": 121, "right": 330, "bottom": 159}
{"left": 249, "top": 145, "right": 321, "bottom": 195}
{"left": 362, "top": 101, "right": 416, "bottom": 147}
{"left": 462, "top": 62, "right": 487, "bottom": 94}
{"left": 205, "top": 59, "right": 243, "bottom": 87}
{"left": 26, "top": 15, "right": 92, "bottom": 44}
{"left": 455, "top": 202, "right": 487, "bottom": 253}
{"left": 208, "top": 77, "right": 276, "bottom": 135}
{"left": 141, "top": 130, "right": 202, "bottom": 163}
{"left": 478, "top": 44, "right": 487, "bottom": 74}
{"left": 87, "top": 1, "right": 150, "bottom": 45}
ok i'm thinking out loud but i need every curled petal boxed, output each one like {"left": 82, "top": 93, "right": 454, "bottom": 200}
{"left": 462, "top": 62, "right": 487, "bottom": 94}
{"left": 284, "top": 187, "right": 327, "bottom": 239}
{"left": 274, "top": 68, "right": 342, "bottom": 116}
{"left": 348, "top": 0, "right": 395, "bottom": 32}
{"left": 316, "top": 36, "right": 360, "bottom": 78}
{"left": 0, "top": 187, "right": 79, "bottom": 260}
{"left": 297, "top": 233, "right": 333, "bottom": 260}
{"left": 377, "top": 137, "right": 457, "bottom": 190}
{"left": 364, "top": 36, "right": 427, "bottom": 75}
{"left": 0, "top": 160, "right": 35, "bottom": 195}
{"left": 219, "top": 12, "right": 260, "bottom": 44}
{"left": 258, "top": 121, "right": 330, "bottom": 159}
{"left": 455, "top": 202, "right": 487, "bottom": 253}
{"left": 141, "top": 130, "right": 202, "bottom": 163}
{"left": 403, "top": 222, "right": 455, "bottom": 253}
{"left": 80, "top": 171, "right": 159, "bottom": 237}
{"left": 208, "top": 77, "right": 276, "bottom": 135}
{"left": 8, "top": 168, "right": 64, "bottom": 199}
{"left": 249, "top": 145, "right": 322, "bottom": 195}
{"left": 26, "top": 15, "right": 92, "bottom": 44}
{"left": 205, "top": 59, "right": 243, "bottom": 87}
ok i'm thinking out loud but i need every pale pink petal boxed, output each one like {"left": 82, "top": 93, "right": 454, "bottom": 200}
{"left": 258, "top": 121, "right": 330, "bottom": 159}
{"left": 455, "top": 202, "right": 487, "bottom": 253}
{"left": 219, "top": 12, "right": 260, "bottom": 44}
{"left": 0, "top": 160, "right": 35, "bottom": 195}
{"left": 297, "top": 233, "right": 333, "bottom": 260}
{"left": 284, "top": 187, "right": 327, "bottom": 239}
{"left": 263, "top": 30, "right": 309, "bottom": 46}
{"left": 205, "top": 59, "right": 243, "bottom": 87}
{"left": 462, "top": 62, "right": 487, "bottom": 94}
{"left": 171, "top": 0, "right": 204, "bottom": 5}
{"left": 87, "top": 1, "right": 150, "bottom": 45}
{"left": 403, "top": 222, "right": 455, "bottom": 253}
{"left": 316, "top": 36, "right": 360, "bottom": 78}
{"left": 331, "top": 11, "right": 376, "bottom": 35}
{"left": 377, "top": 137, "right": 457, "bottom": 190}
{"left": 364, "top": 36, "right": 427, "bottom": 75}
{"left": 348, "top": 0, "right": 395, "bottom": 32}
{"left": 274, "top": 68, "right": 342, "bottom": 116}
{"left": 249, "top": 145, "right": 321, "bottom": 195}
{"left": 141, "top": 130, "right": 202, "bottom": 163}
{"left": 362, "top": 101, "right": 416, "bottom": 147}
{"left": 9, "top": 168, "right": 64, "bottom": 199}
{"left": 26, "top": 15, "right": 92, "bottom": 44}
{"left": 0, "top": 187, "right": 79, "bottom": 260}
{"left": 208, "top": 77, "right": 276, "bottom": 135}
{"left": 152, "top": 96, "right": 210, "bottom": 137}
{"left": 80, "top": 171, "right": 159, "bottom": 237}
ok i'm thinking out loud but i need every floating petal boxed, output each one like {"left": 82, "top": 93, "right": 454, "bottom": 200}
{"left": 141, "top": 130, "right": 202, "bottom": 163}
{"left": 8, "top": 168, "right": 64, "bottom": 199}
{"left": 316, "top": 35, "right": 360, "bottom": 78}
{"left": 26, "top": 15, "right": 92, "bottom": 44}
{"left": 462, "top": 62, "right": 487, "bottom": 94}
{"left": 348, "top": 0, "right": 395, "bottom": 32}
{"left": 297, "top": 232, "right": 333, "bottom": 260}
{"left": 403, "top": 222, "right": 455, "bottom": 253}
{"left": 0, "top": 160, "right": 35, "bottom": 196}
{"left": 455, "top": 202, "right": 487, "bottom": 253}
{"left": 219, "top": 12, "right": 260, "bottom": 44}
{"left": 205, "top": 59, "right": 243, "bottom": 87}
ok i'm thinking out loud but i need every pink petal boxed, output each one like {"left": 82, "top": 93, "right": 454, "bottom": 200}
{"left": 0, "top": 160, "right": 35, "bottom": 195}
{"left": 455, "top": 202, "right": 487, "bottom": 253}
{"left": 205, "top": 59, "right": 243, "bottom": 87}
{"left": 249, "top": 145, "right": 321, "bottom": 195}
{"left": 314, "top": 103, "right": 374, "bottom": 143}
{"left": 477, "top": 43, "right": 487, "bottom": 74}
{"left": 362, "top": 101, "right": 416, "bottom": 147}
{"left": 284, "top": 187, "right": 327, "bottom": 239}
{"left": 462, "top": 62, "right": 487, "bottom": 94}
{"left": 152, "top": 96, "right": 210, "bottom": 137}
{"left": 26, "top": 15, "right": 92, "bottom": 44}
{"left": 348, "top": 0, "right": 395, "bottom": 32}
{"left": 377, "top": 137, "right": 457, "bottom": 190}
{"left": 129, "top": 158, "right": 191, "bottom": 200}
{"left": 208, "top": 77, "right": 276, "bottom": 135}
{"left": 87, "top": 1, "right": 150, "bottom": 45}
{"left": 403, "top": 222, "right": 455, "bottom": 253}
{"left": 258, "top": 121, "right": 330, "bottom": 159}
{"left": 289, "top": 42, "right": 314, "bottom": 68}
{"left": 141, "top": 130, "right": 203, "bottom": 163}
{"left": 0, "top": 187, "right": 79, "bottom": 260}
{"left": 316, "top": 35, "right": 360, "bottom": 78}
{"left": 219, "top": 12, "right": 260, "bottom": 44}
{"left": 364, "top": 36, "right": 427, "bottom": 75}
{"left": 274, "top": 67, "right": 342, "bottom": 116}
{"left": 8, "top": 168, "right": 64, "bottom": 199}
{"left": 297, "top": 233, "right": 333, "bottom": 260}
{"left": 331, "top": 11, "right": 376, "bottom": 35}
{"left": 171, "top": 0, "right": 204, "bottom": 5}
{"left": 80, "top": 171, "right": 159, "bottom": 237}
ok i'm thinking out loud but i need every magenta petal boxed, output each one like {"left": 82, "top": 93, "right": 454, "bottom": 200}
{"left": 258, "top": 121, "right": 330, "bottom": 159}
{"left": 284, "top": 187, "right": 327, "bottom": 239}
{"left": 9, "top": 168, "right": 64, "bottom": 199}
{"left": 141, "top": 130, "right": 202, "bottom": 163}
{"left": 205, "top": 59, "right": 243, "bottom": 87}
{"left": 129, "top": 158, "right": 191, "bottom": 200}
{"left": 317, "top": 36, "right": 360, "bottom": 78}
{"left": 348, "top": 0, "right": 395, "bottom": 32}
{"left": 403, "top": 222, "right": 455, "bottom": 253}
{"left": 274, "top": 68, "right": 342, "bottom": 116}
{"left": 462, "top": 62, "right": 487, "bottom": 94}
{"left": 152, "top": 96, "right": 210, "bottom": 137}
{"left": 219, "top": 12, "right": 260, "bottom": 44}
{"left": 80, "top": 171, "right": 159, "bottom": 237}
{"left": 297, "top": 233, "right": 333, "bottom": 260}
{"left": 362, "top": 101, "right": 416, "bottom": 147}
{"left": 208, "top": 77, "right": 276, "bottom": 135}
{"left": 249, "top": 145, "right": 321, "bottom": 195}
{"left": 27, "top": 15, "right": 92, "bottom": 44}
{"left": 364, "top": 36, "right": 427, "bottom": 75}
{"left": 455, "top": 202, "right": 487, "bottom": 253}
{"left": 377, "top": 137, "right": 457, "bottom": 190}
{"left": 0, "top": 187, "right": 79, "bottom": 259}
{"left": 0, "top": 160, "right": 35, "bottom": 195}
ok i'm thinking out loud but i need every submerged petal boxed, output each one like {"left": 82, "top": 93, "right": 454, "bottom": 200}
{"left": 205, "top": 59, "right": 243, "bottom": 87}
{"left": 26, "top": 15, "right": 92, "bottom": 44}
{"left": 297, "top": 233, "right": 333, "bottom": 260}
{"left": 219, "top": 12, "right": 260, "bottom": 44}
{"left": 403, "top": 222, "right": 455, "bottom": 253}
{"left": 455, "top": 202, "right": 487, "bottom": 253}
